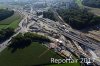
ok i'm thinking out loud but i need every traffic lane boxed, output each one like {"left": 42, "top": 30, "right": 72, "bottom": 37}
{"left": 62, "top": 31, "right": 100, "bottom": 50}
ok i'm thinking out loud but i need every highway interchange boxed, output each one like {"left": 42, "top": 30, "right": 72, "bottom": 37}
{"left": 0, "top": 3, "right": 100, "bottom": 65}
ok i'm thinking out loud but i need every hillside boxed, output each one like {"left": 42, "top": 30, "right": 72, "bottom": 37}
{"left": 82, "top": 0, "right": 100, "bottom": 8}
{"left": 0, "top": 9, "right": 14, "bottom": 21}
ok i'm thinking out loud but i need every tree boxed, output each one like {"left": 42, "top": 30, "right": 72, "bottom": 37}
{"left": 9, "top": 32, "right": 51, "bottom": 52}
{"left": 57, "top": 8, "right": 100, "bottom": 29}
{"left": 0, "top": 28, "right": 14, "bottom": 42}
{"left": 43, "top": 10, "right": 56, "bottom": 21}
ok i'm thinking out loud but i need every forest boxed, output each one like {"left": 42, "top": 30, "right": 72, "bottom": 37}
{"left": 57, "top": 8, "right": 100, "bottom": 29}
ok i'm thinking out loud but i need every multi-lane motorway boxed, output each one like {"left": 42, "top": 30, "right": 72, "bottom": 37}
{"left": 62, "top": 30, "right": 100, "bottom": 50}
{"left": 52, "top": 8, "right": 100, "bottom": 50}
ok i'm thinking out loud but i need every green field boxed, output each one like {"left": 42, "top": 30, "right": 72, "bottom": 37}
{"left": 0, "top": 42, "right": 80, "bottom": 66}
{"left": 0, "top": 42, "right": 62, "bottom": 66}
{"left": 0, "top": 12, "right": 22, "bottom": 30}
{"left": 46, "top": 63, "right": 80, "bottom": 66}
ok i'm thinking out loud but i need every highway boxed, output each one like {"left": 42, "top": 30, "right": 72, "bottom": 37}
{"left": 62, "top": 30, "right": 100, "bottom": 50}
{"left": 0, "top": 11, "right": 28, "bottom": 52}
{"left": 51, "top": 8, "right": 100, "bottom": 50}
{"left": 0, "top": 6, "right": 100, "bottom": 54}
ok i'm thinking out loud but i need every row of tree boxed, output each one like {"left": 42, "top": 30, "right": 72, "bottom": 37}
{"left": 57, "top": 8, "right": 100, "bottom": 30}
{"left": 82, "top": 0, "right": 100, "bottom": 8}
{"left": 0, "top": 9, "right": 14, "bottom": 21}
{"left": 9, "top": 32, "right": 51, "bottom": 50}
{"left": 0, "top": 28, "right": 14, "bottom": 43}
{"left": 8, "top": 32, "right": 51, "bottom": 52}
